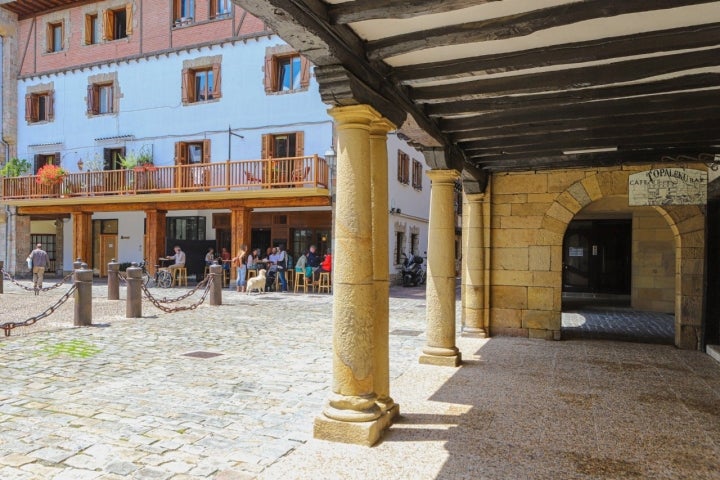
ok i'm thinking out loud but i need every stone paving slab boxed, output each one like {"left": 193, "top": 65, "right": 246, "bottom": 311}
{"left": 1, "top": 280, "right": 719, "bottom": 479}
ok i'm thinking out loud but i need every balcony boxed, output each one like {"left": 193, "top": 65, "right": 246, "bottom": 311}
{"left": 1, "top": 155, "right": 329, "bottom": 201}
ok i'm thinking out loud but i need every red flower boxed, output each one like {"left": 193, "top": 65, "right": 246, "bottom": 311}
{"left": 36, "top": 164, "right": 68, "bottom": 186}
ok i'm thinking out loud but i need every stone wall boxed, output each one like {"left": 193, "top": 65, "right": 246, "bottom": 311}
{"left": 631, "top": 208, "right": 675, "bottom": 313}
{"left": 482, "top": 165, "right": 705, "bottom": 349}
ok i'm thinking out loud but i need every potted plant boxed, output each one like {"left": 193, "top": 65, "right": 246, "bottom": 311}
{"left": 0, "top": 157, "right": 32, "bottom": 177}
{"left": 36, "top": 164, "right": 68, "bottom": 186}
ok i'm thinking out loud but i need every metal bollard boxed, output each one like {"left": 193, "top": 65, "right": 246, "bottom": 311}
{"left": 126, "top": 265, "right": 143, "bottom": 318}
{"left": 209, "top": 263, "right": 223, "bottom": 306}
{"left": 0, "top": 260, "right": 3, "bottom": 294}
{"left": 73, "top": 258, "right": 83, "bottom": 270}
{"left": 74, "top": 268, "right": 93, "bottom": 326}
{"left": 107, "top": 259, "right": 120, "bottom": 300}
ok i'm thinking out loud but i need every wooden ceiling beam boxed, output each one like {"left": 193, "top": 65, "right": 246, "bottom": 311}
{"left": 413, "top": 47, "right": 720, "bottom": 102}
{"left": 424, "top": 73, "right": 720, "bottom": 116}
{"left": 439, "top": 92, "right": 720, "bottom": 133}
{"left": 366, "top": 0, "right": 719, "bottom": 60}
{"left": 328, "top": 0, "right": 496, "bottom": 24}
{"left": 395, "top": 23, "right": 720, "bottom": 85}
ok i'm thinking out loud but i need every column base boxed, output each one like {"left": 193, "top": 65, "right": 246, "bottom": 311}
{"left": 419, "top": 351, "right": 462, "bottom": 367}
{"left": 376, "top": 402, "right": 400, "bottom": 431}
{"left": 314, "top": 413, "right": 385, "bottom": 446}
{"left": 461, "top": 327, "right": 487, "bottom": 338}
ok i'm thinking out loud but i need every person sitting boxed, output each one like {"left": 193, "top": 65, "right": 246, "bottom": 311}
{"left": 163, "top": 245, "right": 186, "bottom": 287}
{"left": 306, "top": 244, "right": 320, "bottom": 271}
{"left": 220, "top": 247, "right": 231, "bottom": 270}
{"left": 313, "top": 251, "right": 332, "bottom": 283}
{"left": 204, "top": 247, "right": 215, "bottom": 266}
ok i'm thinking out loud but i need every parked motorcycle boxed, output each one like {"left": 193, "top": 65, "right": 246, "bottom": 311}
{"left": 401, "top": 252, "right": 426, "bottom": 287}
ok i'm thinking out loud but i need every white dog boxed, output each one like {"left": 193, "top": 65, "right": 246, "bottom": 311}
{"left": 246, "top": 269, "right": 267, "bottom": 294}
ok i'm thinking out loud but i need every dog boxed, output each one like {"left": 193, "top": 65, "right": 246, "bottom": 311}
{"left": 246, "top": 269, "right": 267, "bottom": 294}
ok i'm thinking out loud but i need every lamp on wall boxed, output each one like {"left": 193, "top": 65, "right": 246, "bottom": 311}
{"left": 389, "top": 207, "right": 402, "bottom": 214}
{"left": 77, "top": 158, "right": 84, "bottom": 171}
{"left": 324, "top": 146, "right": 336, "bottom": 169}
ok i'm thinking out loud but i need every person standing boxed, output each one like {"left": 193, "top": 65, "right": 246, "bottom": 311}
{"left": 275, "top": 244, "right": 288, "bottom": 292}
{"left": 231, "top": 244, "right": 248, "bottom": 292}
{"left": 28, "top": 243, "right": 49, "bottom": 292}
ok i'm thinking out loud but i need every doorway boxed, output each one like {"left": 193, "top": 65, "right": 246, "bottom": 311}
{"left": 562, "top": 219, "right": 631, "bottom": 296}
{"left": 99, "top": 234, "right": 117, "bottom": 276}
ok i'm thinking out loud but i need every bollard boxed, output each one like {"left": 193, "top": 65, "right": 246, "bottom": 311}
{"left": 73, "top": 258, "right": 83, "bottom": 270}
{"left": 209, "top": 263, "right": 223, "bottom": 306}
{"left": 74, "top": 268, "right": 93, "bottom": 326}
{"left": 0, "top": 260, "right": 3, "bottom": 294}
{"left": 107, "top": 259, "right": 120, "bottom": 300}
{"left": 126, "top": 264, "right": 143, "bottom": 318}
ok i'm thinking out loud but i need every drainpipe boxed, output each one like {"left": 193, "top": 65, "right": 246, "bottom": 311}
{"left": 0, "top": 36, "right": 10, "bottom": 271}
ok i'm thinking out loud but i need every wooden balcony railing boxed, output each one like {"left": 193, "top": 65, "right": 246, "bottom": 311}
{"left": 1, "top": 155, "right": 329, "bottom": 200}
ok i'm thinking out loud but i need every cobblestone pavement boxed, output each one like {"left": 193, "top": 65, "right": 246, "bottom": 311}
{"left": 1, "top": 279, "right": 718, "bottom": 479}
{"left": 562, "top": 307, "right": 675, "bottom": 344}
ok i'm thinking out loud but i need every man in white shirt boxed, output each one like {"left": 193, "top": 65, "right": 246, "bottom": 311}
{"left": 164, "top": 245, "right": 186, "bottom": 287}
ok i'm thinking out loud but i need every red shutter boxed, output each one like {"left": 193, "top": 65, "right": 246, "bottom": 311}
{"left": 24, "top": 94, "right": 32, "bottom": 122}
{"left": 300, "top": 56, "right": 311, "bottom": 89}
{"left": 212, "top": 63, "right": 221, "bottom": 98}
{"left": 47, "top": 91, "right": 54, "bottom": 120}
{"left": 202, "top": 139, "right": 211, "bottom": 163}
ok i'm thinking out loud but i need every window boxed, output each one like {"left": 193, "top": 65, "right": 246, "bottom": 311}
{"left": 410, "top": 233, "right": 419, "bottom": 256}
{"left": 412, "top": 159, "right": 423, "bottom": 190}
{"left": 104, "top": 148, "right": 125, "bottom": 170}
{"left": 47, "top": 22, "right": 63, "bottom": 52}
{"left": 85, "top": 14, "right": 100, "bottom": 44}
{"left": 261, "top": 132, "right": 304, "bottom": 158}
{"left": 210, "top": 0, "right": 231, "bottom": 18}
{"left": 175, "top": 140, "right": 210, "bottom": 165}
{"left": 395, "top": 231, "right": 405, "bottom": 265}
{"left": 25, "top": 92, "right": 54, "bottom": 123}
{"left": 33, "top": 153, "right": 59, "bottom": 174}
{"left": 167, "top": 216, "right": 206, "bottom": 241}
{"left": 264, "top": 53, "right": 311, "bottom": 93}
{"left": 173, "top": 0, "right": 195, "bottom": 24}
{"left": 103, "top": 6, "right": 132, "bottom": 41}
{"left": 182, "top": 64, "right": 221, "bottom": 103}
{"left": 397, "top": 151, "right": 410, "bottom": 185}
{"left": 87, "top": 83, "right": 114, "bottom": 115}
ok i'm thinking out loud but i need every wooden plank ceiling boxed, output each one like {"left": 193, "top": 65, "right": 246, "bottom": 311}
{"left": 0, "top": 0, "right": 85, "bottom": 20}
{"left": 233, "top": 0, "right": 720, "bottom": 172}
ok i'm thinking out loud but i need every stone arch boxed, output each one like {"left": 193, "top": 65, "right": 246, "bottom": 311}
{"left": 543, "top": 169, "right": 705, "bottom": 350}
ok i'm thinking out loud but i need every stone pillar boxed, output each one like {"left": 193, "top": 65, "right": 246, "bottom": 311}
{"left": 72, "top": 212, "right": 92, "bottom": 269}
{"left": 145, "top": 210, "right": 167, "bottom": 275}
{"left": 369, "top": 118, "right": 398, "bottom": 424}
{"left": 73, "top": 258, "right": 83, "bottom": 270}
{"left": 314, "top": 104, "right": 383, "bottom": 446}
{"left": 126, "top": 264, "right": 142, "bottom": 318}
{"left": 0, "top": 260, "right": 3, "bottom": 294}
{"left": 461, "top": 192, "right": 487, "bottom": 337}
{"left": 209, "top": 263, "right": 223, "bottom": 306}
{"left": 107, "top": 259, "right": 120, "bottom": 300}
{"left": 73, "top": 268, "right": 93, "bottom": 326}
{"left": 421, "top": 169, "right": 462, "bottom": 366}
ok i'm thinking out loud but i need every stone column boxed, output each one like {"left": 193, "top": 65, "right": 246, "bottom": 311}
{"left": 73, "top": 267, "right": 93, "bottom": 326}
{"left": 461, "top": 192, "right": 487, "bottom": 337}
{"left": 72, "top": 212, "right": 92, "bottom": 269}
{"left": 107, "top": 259, "right": 120, "bottom": 300}
{"left": 369, "top": 118, "right": 398, "bottom": 425}
{"left": 314, "top": 105, "right": 384, "bottom": 446}
{"left": 209, "top": 263, "right": 223, "bottom": 306}
{"left": 126, "top": 265, "right": 142, "bottom": 318}
{"left": 421, "top": 169, "right": 462, "bottom": 366}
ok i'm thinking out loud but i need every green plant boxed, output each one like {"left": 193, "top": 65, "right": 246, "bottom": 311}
{"left": 36, "top": 164, "right": 68, "bottom": 186}
{"left": 0, "top": 157, "right": 31, "bottom": 177}
{"left": 119, "top": 147, "right": 153, "bottom": 169}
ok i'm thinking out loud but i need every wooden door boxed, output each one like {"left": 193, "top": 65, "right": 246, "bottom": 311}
{"left": 99, "top": 234, "right": 117, "bottom": 277}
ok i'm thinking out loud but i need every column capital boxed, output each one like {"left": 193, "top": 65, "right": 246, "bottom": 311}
{"left": 328, "top": 104, "right": 383, "bottom": 128}
{"left": 369, "top": 118, "right": 396, "bottom": 137}
{"left": 426, "top": 168, "right": 461, "bottom": 183}
{"left": 465, "top": 192, "right": 486, "bottom": 203}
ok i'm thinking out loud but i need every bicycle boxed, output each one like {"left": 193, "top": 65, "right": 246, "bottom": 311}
{"left": 138, "top": 260, "right": 172, "bottom": 288}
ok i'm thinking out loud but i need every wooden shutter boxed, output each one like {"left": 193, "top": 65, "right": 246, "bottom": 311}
{"left": 209, "top": 0, "right": 217, "bottom": 18}
{"left": 125, "top": 4, "right": 133, "bottom": 35}
{"left": 84, "top": 15, "right": 92, "bottom": 44}
{"left": 397, "top": 151, "right": 402, "bottom": 182}
{"left": 212, "top": 63, "right": 221, "bottom": 98}
{"left": 24, "top": 94, "right": 32, "bottom": 122}
{"left": 87, "top": 85, "right": 98, "bottom": 114}
{"left": 33, "top": 154, "right": 42, "bottom": 173}
{"left": 264, "top": 55, "right": 276, "bottom": 93}
{"left": 103, "top": 10, "right": 113, "bottom": 41}
{"left": 45, "top": 23, "right": 52, "bottom": 52}
{"left": 300, "top": 56, "right": 311, "bottom": 89}
{"left": 174, "top": 142, "right": 187, "bottom": 165}
{"left": 202, "top": 140, "right": 211, "bottom": 163}
{"left": 181, "top": 68, "right": 190, "bottom": 103}
{"left": 47, "top": 91, "right": 54, "bottom": 121}
{"left": 294, "top": 131, "right": 304, "bottom": 157}
{"left": 261, "top": 134, "right": 273, "bottom": 159}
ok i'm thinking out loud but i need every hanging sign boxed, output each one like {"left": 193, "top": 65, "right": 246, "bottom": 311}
{"left": 628, "top": 168, "right": 706, "bottom": 206}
